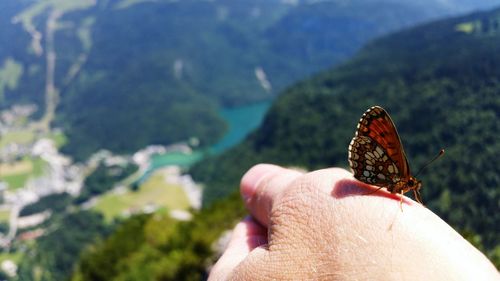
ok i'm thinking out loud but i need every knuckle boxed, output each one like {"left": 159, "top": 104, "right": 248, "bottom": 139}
{"left": 272, "top": 174, "right": 321, "bottom": 215}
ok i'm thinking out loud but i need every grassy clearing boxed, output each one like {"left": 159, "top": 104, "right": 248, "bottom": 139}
{"left": 32, "top": 157, "right": 45, "bottom": 176}
{"left": 0, "top": 174, "right": 27, "bottom": 190}
{"left": 0, "top": 251, "right": 23, "bottom": 264}
{"left": 0, "top": 58, "right": 23, "bottom": 100}
{"left": 47, "top": 131, "right": 67, "bottom": 148}
{"left": 93, "top": 169, "right": 190, "bottom": 221}
{"left": 0, "top": 130, "right": 35, "bottom": 149}
{"left": 0, "top": 210, "right": 10, "bottom": 223}
{"left": 0, "top": 161, "right": 32, "bottom": 175}
{"left": 0, "top": 157, "right": 46, "bottom": 190}
{"left": 456, "top": 22, "right": 475, "bottom": 33}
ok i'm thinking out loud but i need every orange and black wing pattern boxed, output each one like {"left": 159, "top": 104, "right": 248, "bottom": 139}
{"left": 348, "top": 106, "right": 410, "bottom": 186}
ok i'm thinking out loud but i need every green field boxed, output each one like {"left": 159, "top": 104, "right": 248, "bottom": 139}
{"left": 93, "top": 169, "right": 191, "bottom": 221}
{"left": 0, "top": 58, "right": 23, "bottom": 100}
{"left": 0, "top": 251, "right": 23, "bottom": 265}
{"left": 0, "top": 130, "right": 35, "bottom": 149}
{"left": 0, "top": 210, "right": 10, "bottom": 223}
{"left": 455, "top": 22, "right": 476, "bottom": 33}
{"left": 48, "top": 131, "right": 68, "bottom": 148}
{"left": 0, "top": 157, "right": 46, "bottom": 190}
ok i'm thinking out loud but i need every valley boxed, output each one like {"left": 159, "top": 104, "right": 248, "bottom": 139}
{"left": 0, "top": 0, "right": 498, "bottom": 280}
{"left": 0, "top": 95, "right": 271, "bottom": 278}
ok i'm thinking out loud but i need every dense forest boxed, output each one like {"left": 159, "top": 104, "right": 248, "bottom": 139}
{"left": 72, "top": 193, "right": 246, "bottom": 281}
{"left": 0, "top": 0, "right": 466, "bottom": 160}
{"left": 2, "top": 1, "right": 500, "bottom": 280}
{"left": 191, "top": 6, "right": 500, "bottom": 263}
{"left": 16, "top": 210, "right": 110, "bottom": 281}
{"left": 72, "top": 6, "right": 500, "bottom": 280}
{"left": 74, "top": 161, "right": 138, "bottom": 203}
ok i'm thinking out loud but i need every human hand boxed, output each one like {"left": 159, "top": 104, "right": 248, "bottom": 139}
{"left": 209, "top": 164, "right": 499, "bottom": 280}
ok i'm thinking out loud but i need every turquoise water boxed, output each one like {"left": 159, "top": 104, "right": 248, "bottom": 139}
{"left": 211, "top": 100, "right": 272, "bottom": 154}
{"left": 136, "top": 100, "right": 272, "bottom": 183}
{"left": 150, "top": 151, "right": 204, "bottom": 167}
{"left": 136, "top": 151, "right": 204, "bottom": 185}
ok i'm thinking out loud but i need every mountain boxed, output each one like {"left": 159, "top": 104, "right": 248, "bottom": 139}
{"left": 0, "top": 0, "right": 482, "bottom": 161}
{"left": 69, "top": 6, "right": 500, "bottom": 280}
{"left": 2, "top": 2, "right": 499, "bottom": 280}
{"left": 261, "top": 0, "right": 448, "bottom": 86}
{"left": 450, "top": 0, "right": 500, "bottom": 11}
{"left": 191, "top": 6, "right": 500, "bottom": 261}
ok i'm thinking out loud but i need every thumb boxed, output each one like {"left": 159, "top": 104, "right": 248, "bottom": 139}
{"left": 208, "top": 217, "right": 267, "bottom": 281}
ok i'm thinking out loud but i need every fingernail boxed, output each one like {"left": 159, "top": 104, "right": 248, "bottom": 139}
{"left": 240, "top": 164, "right": 281, "bottom": 202}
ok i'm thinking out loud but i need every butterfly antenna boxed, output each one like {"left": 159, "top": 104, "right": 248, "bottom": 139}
{"left": 415, "top": 149, "right": 445, "bottom": 177}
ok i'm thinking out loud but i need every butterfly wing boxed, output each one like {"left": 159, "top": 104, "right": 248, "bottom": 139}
{"left": 348, "top": 106, "right": 410, "bottom": 186}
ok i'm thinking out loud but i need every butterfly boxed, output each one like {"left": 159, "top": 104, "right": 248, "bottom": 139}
{"left": 348, "top": 106, "right": 441, "bottom": 206}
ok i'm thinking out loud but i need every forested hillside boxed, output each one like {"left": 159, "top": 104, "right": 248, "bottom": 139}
{"left": 71, "top": 6, "right": 500, "bottom": 280}
{"left": 72, "top": 193, "right": 246, "bottom": 281}
{"left": 191, "top": 6, "right": 500, "bottom": 261}
{"left": 0, "top": 0, "right": 463, "bottom": 160}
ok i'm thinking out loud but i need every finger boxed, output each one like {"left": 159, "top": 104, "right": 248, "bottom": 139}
{"left": 208, "top": 217, "right": 267, "bottom": 281}
{"left": 240, "top": 164, "right": 303, "bottom": 227}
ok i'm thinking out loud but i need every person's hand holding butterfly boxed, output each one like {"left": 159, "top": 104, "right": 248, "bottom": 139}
{"left": 208, "top": 164, "right": 499, "bottom": 280}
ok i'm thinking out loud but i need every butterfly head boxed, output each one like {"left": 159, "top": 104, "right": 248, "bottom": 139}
{"left": 406, "top": 176, "right": 423, "bottom": 203}
{"left": 406, "top": 176, "right": 421, "bottom": 190}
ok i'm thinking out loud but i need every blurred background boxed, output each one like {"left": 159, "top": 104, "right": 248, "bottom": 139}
{"left": 0, "top": 0, "right": 498, "bottom": 280}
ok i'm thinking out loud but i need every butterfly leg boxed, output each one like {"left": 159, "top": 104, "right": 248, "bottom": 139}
{"left": 363, "top": 186, "right": 385, "bottom": 196}
{"left": 413, "top": 189, "right": 424, "bottom": 205}
{"left": 399, "top": 190, "right": 404, "bottom": 212}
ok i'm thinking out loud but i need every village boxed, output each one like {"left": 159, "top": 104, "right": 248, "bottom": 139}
{"left": 0, "top": 104, "right": 202, "bottom": 277}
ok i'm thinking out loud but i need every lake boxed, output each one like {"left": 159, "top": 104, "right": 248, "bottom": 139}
{"left": 210, "top": 100, "right": 272, "bottom": 154}
{"left": 136, "top": 100, "right": 272, "bottom": 183}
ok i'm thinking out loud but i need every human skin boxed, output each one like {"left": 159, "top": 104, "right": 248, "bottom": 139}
{"left": 208, "top": 164, "right": 499, "bottom": 281}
